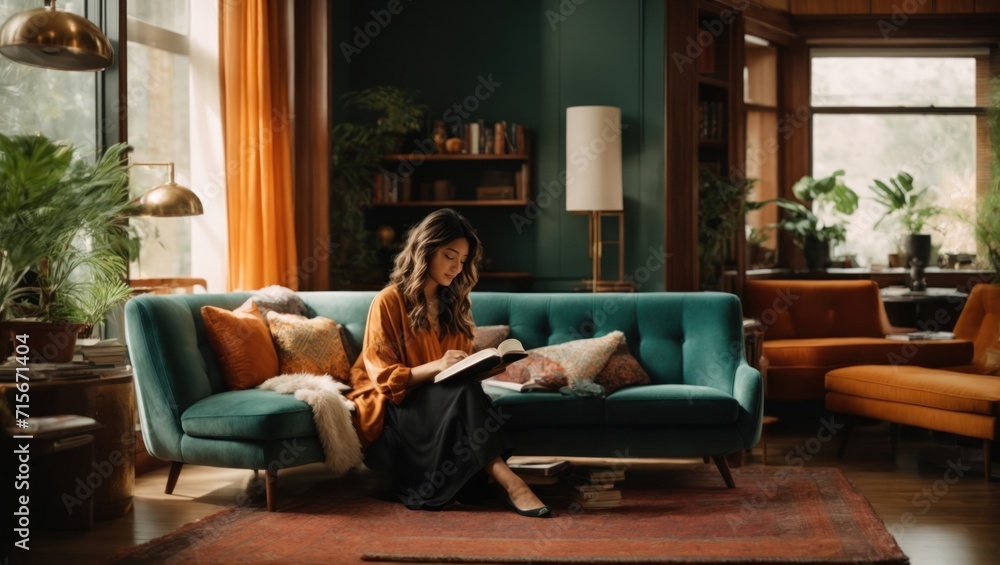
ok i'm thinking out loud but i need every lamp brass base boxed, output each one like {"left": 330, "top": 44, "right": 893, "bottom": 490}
{"left": 573, "top": 279, "right": 638, "bottom": 293}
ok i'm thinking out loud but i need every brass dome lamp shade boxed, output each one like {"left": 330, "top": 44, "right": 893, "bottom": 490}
{"left": 0, "top": 0, "right": 113, "bottom": 71}
{"left": 130, "top": 162, "right": 204, "bottom": 217}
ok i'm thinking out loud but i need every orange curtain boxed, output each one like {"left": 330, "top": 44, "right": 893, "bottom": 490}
{"left": 220, "top": 0, "right": 298, "bottom": 291}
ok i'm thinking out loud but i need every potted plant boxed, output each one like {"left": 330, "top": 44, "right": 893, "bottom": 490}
{"left": 698, "top": 168, "right": 757, "bottom": 289}
{"left": 774, "top": 170, "right": 858, "bottom": 270}
{"left": 331, "top": 86, "right": 427, "bottom": 287}
{"left": 0, "top": 134, "right": 135, "bottom": 361}
{"left": 870, "top": 171, "right": 943, "bottom": 271}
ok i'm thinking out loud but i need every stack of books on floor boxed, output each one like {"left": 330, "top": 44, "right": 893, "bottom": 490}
{"left": 75, "top": 338, "right": 128, "bottom": 364}
{"left": 508, "top": 460, "right": 571, "bottom": 485}
{"left": 569, "top": 467, "right": 626, "bottom": 509}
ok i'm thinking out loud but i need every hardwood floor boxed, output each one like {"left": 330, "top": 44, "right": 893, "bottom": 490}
{"left": 18, "top": 419, "right": 1000, "bottom": 565}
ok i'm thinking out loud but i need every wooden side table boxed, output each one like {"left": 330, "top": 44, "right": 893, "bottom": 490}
{"left": 743, "top": 318, "right": 778, "bottom": 465}
{"left": 2, "top": 368, "right": 135, "bottom": 520}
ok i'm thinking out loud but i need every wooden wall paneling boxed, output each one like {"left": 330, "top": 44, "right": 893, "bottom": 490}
{"left": 665, "top": 1, "right": 700, "bottom": 291}
{"left": 758, "top": 0, "right": 791, "bottom": 11}
{"left": 790, "top": 0, "right": 870, "bottom": 14}
{"left": 292, "top": 0, "right": 331, "bottom": 291}
{"left": 976, "top": 0, "right": 1000, "bottom": 12}
{"left": 936, "top": 0, "right": 977, "bottom": 12}
{"left": 777, "top": 39, "right": 811, "bottom": 271}
{"left": 871, "top": 0, "right": 933, "bottom": 12}
{"left": 743, "top": 3, "right": 796, "bottom": 45}
{"left": 793, "top": 16, "right": 1000, "bottom": 39}
{"left": 729, "top": 14, "right": 748, "bottom": 297}
{"left": 746, "top": 47, "right": 778, "bottom": 106}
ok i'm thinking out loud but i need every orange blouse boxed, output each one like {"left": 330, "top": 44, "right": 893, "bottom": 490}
{"left": 346, "top": 285, "right": 473, "bottom": 447}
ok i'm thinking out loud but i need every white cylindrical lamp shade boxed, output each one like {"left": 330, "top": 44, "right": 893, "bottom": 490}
{"left": 565, "top": 105, "right": 623, "bottom": 212}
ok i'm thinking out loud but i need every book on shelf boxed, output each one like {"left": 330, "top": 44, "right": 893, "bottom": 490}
{"left": 481, "top": 377, "right": 546, "bottom": 393}
{"left": 572, "top": 482, "right": 615, "bottom": 492}
{"left": 886, "top": 331, "right": 956, "bottom": 341}
{"left": 433, "top": 339, "right": 527, "bottom": 384}
{"left": 508, "top": 460, "right": 571, "bottom": 476}
{"left": 75, "top": 338, "right": 128, "bottom": 364}
{"left": 0, "top": 362, "right": 128, "bottom": 382}
{"left": 15, "top": 414, "right": 98, "bottom": 434}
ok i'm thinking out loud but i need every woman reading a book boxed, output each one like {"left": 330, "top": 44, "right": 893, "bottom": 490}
{"left": 345, "top": 208, "right": 550, "bottom": 517}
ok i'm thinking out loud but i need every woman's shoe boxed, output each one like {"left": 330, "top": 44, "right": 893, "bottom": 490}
{"left": 504, "top": 496, "right": 552, "bottom": 518}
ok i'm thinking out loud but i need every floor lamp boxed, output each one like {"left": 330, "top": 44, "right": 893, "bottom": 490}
{"left": 566, "top": 106, "right": 631, "bottom": 292}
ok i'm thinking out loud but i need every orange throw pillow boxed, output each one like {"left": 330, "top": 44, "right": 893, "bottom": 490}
{"left": 266, "top": 312, "right": 353, "bottom": 381}
{"left": 202, "top": 300, "right": 279, "bottom": 390}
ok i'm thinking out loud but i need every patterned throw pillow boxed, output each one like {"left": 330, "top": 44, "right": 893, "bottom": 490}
{"left": 595, "top": 341, "right": 652, "bottom": 394}
{"left": 266, "top": 311, "right": 353, "bottom": 381}
{"left": 201, "top": 299, "right": 279, "bottom": 390}
{"left": 503, "top": 331, "right": 624, "bottom": 390}
{"left": 473, "top": 325, "right": 510, "bottom": 352}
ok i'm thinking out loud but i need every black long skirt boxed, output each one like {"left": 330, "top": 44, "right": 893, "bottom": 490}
{"left": 364, "top": 379, "right": 513, "bottom": 510}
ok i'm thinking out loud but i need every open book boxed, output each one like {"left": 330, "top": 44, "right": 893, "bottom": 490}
{"left": 481, "top": 377, "right": 547, "bottom": 392}
{"left": 434, "top": 339, "right": 528, "bottom": 383}
{"left": 886, "top": 331, "right": 956, "bottom": 341}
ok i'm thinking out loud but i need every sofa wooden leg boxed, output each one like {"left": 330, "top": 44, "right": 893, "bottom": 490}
{"left": 984, "top": 440, "right": 994, "bottom": 483}
{"left": 711, "top": 455, "right": 736, "bottom": 488}
{"left": 837, "top": 417, "right": 854, "bottom": 459}
{"left": 265, "top": 469, "right": 278, "bottom": 511}
{"left": 703, "top": 456, "right": 710, "bottom": 464}
{"left": 889, "top": 423, "right": 900, "bottom": 457}
{"left": 165, "top": 462, "right": 184, "bottom": 495}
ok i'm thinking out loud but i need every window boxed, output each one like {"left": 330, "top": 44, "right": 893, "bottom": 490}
{"left": 126, "top": 0, "right": 192, "bottom": 278}
{"left": 810, "top": 48, "right": 989, "bottom": 268}
{"left": 0, "top": 0, "right": 96, "bottom": 151}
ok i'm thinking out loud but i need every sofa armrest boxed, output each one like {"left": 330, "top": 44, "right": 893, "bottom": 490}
{"left": 732, "top": 361, "right": 763, "bottom": 449}
{"left": 125, "top": 295, "right": 212, "bottom": 462}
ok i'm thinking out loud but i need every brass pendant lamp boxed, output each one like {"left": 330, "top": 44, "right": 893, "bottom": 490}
{"left": 0, "top": 0, "right": 113, "bottom": 71}
{"left": 130, "top": 162, "right": 204, "bottom": 217}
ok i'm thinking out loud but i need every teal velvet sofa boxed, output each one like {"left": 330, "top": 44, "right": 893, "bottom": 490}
{"left": 125, "top": 291, "right": 763, "bottom": 511}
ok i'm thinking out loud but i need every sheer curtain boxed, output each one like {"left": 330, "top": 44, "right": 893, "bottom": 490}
{"left": 220, "top": 0, "right": 298, "bottom": 290}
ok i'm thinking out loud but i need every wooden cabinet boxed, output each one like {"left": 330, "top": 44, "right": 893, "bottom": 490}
{"left": 696, "top": 2, "right": 746, "bottom": 292}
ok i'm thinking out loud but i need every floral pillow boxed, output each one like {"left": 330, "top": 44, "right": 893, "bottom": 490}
{"left": 595, "top": 341, "right": 651, "bottom": 394}
{"left": 265, "top": 312, "right": 353, "bottom": 382}
{"left": 502, "top": 331, "right": 624, "bottom": 390}
{"left": 473, "top": 325, "right": 510, "bottom": 352}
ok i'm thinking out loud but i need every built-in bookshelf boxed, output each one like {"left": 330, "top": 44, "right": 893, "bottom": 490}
{"left": 372, "top": 127, "right": 531, "bottom": 207}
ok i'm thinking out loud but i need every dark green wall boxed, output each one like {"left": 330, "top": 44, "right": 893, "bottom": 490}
{"left": 334, "top": 0, "right": 664, "bottom": 291}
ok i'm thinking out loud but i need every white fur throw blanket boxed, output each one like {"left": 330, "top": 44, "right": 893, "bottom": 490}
{"left": 258, "top": 374, "right": 363, "bottom": 475}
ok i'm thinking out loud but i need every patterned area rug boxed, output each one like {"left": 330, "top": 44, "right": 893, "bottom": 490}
{"left": 111, "top": 466, "right": 908, "bottom": 564}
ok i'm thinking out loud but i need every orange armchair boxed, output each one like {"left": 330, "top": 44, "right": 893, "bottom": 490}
{"left": 743, "top": 280, "right": 973, "bottom": 401}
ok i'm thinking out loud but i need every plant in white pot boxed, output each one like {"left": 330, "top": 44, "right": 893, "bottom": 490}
{"left": 0, "top": 134, "right": 136, "bottom": 362}
{"left": 870, "top": 171, "right": 943, "bottom": 282}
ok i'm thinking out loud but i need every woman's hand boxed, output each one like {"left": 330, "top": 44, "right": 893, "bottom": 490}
{"left": 408, "top": 350, "right": 470, "bottom": 389}
{"left": 437, "top": 349, "right": 469, "bottom": 373}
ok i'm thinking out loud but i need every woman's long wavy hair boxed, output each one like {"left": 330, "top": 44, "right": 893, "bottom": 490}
{"left": 389, "top": 208, "right": 482, "bottom": 338}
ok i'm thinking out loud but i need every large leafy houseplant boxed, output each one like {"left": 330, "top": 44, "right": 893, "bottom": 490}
{"left": 331, "top": 86, "right": 427, "bottom": 286}
{"left": 775, "top": 170, "right": 858, "bottom": 269}
{"left": 0, "top": 134, "right": 135, "bottom": 358}
{"left": 870, "top": 171, "right": 942, "bottom": 235}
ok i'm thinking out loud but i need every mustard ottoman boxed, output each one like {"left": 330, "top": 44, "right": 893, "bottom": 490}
{"left": 825, "top": 365, "right": 1000, "bottom": 481}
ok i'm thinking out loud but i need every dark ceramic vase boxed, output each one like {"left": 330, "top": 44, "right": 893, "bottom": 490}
{"left": 803, "top": 237, "right": 831, "bottom": 271}
{"left": 904, "top": 234, "right": 932, "bottom": 268}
